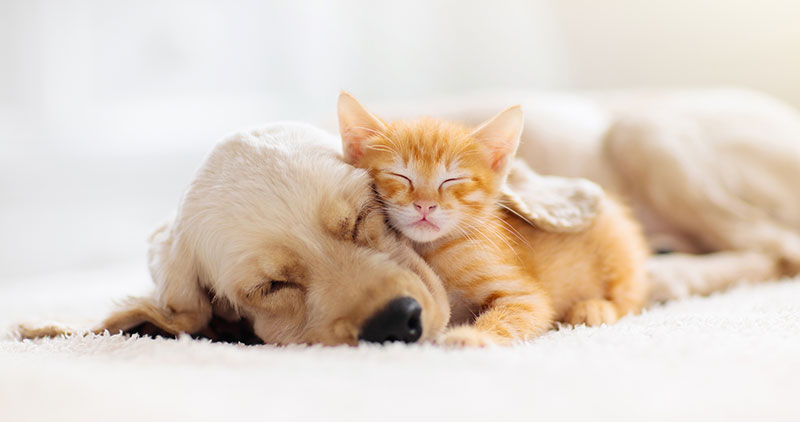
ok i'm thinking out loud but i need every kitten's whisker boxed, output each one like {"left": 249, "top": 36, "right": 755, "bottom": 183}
{"left": 464, "top": 203, "right": 534, "bottom": 249}
{"left": 366, "top": 144, "right": 397, "bottom": 154}
{"left": 352, "top": 126, "right": 402, "bottom": 153}
{"left": 494, "top": 222, "right": 530, "bottom": 249}
{"left": 476, "top": 210, "right": 531, "bottom": 249}
{"left": 497, "top": 202, "right": 534, "bottom": 226}
{"left": 460, "top": 219, "right": 504, "bottom": 256}
{"left": 460, "top": 214, "right": 525, "bottom": 264}
{"left": 454, "top": 225, "right": 481, "bottom": 250}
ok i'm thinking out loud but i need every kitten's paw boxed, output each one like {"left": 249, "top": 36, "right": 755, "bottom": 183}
{"left": 439, "top": 326, "right": 496, "bottom": 348}
{"left": 566, "top": 299, "right": 618, "bottom": 327}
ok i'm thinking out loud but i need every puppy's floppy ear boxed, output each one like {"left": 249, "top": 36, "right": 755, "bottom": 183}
{"left": 501, "top": 159, "right": 604, "bottom": 232}
{"left": 337, "top": 91, "right": 388, "bottom": 165}
{"left": 14, "top": 295, "right": 191, "bottom": 340}
{"left": 471, "top": 105, "right": 523, "bottom": 178}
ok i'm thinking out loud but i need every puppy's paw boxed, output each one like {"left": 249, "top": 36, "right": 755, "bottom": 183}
{"left": 439, "top": 326, "right": 496, "bottom": 348}
{"left": 566, "top": 299, "right": 618, "bottom": 327}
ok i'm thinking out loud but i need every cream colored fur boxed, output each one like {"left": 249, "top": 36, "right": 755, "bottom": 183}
{"left": 19, "top": 123, "right": 451, "bottom": 345}
{"left": 20, "top": 89, "right": 800, "bottom": 345}
{"left": 374, "top": 88, "right": 800, "bottom": 301}
{"left": 501, "top": 159, "right": 604, "bottom": 233}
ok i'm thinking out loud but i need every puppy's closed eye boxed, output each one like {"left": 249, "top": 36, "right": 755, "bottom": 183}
{"left": 269, "top": 280, "right": 303, "bottom": 293}
{"left": 248, "top": 280, "right": 303, "bottom": 300}
{"left": 238, "top": 277, "right": 306, "bottom": 313}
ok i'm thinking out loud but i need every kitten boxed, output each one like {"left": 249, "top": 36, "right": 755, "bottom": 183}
{"left": 337, "top": 92, "right": 648, "bottom": 347}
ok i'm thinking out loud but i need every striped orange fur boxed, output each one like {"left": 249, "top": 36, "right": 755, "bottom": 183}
{"left": 338, "top": 92, "right": 648, "bottom": 347}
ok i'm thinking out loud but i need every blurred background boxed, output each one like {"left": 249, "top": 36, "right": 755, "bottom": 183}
{"left": 1, "top": 0, "right": 799, "bottom": 282}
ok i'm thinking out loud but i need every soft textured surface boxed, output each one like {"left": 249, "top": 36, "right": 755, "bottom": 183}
{"left": 2, "top": 264, "right": 799, "bottom": 421}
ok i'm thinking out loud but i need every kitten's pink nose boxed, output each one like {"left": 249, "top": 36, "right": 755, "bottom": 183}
{"left": 414, "top": 201, "right": 438, "bottom": 216}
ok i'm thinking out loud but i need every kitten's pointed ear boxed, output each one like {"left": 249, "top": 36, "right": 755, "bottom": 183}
{"left": 471, "top": 105, "right": 523, "bottom": 176}
{"left": 337, "top": 91, "right": 387, "bottom": 165}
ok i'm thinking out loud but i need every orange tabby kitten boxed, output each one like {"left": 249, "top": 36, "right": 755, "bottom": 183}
{"left": 337, "top": 92, "right": 648, "bottom": 347}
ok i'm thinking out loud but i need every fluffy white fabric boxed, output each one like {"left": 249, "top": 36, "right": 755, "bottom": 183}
{"left": 2, "top": 264, "right": 799, "bottom": 421}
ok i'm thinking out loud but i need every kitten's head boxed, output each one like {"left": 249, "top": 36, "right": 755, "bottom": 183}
{"left": 337, "top": 92, "right": 522, "bottom": 243}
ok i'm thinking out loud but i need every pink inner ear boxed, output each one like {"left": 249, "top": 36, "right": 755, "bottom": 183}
{"left": 343, "top": 126, "right": 373, "bottom": 163}
{"left": 344, "top": 139, "right": 363, "bottom": 163}
{"left": 491, "top": 156, "right": 507, "bottom": 172}
{"left": 485, "top": 145, "right": 511, "bottom": 173}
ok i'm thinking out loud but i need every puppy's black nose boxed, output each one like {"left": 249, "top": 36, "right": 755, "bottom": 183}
{"left": 359, "top": 297, "right": 422, "bottom": 344}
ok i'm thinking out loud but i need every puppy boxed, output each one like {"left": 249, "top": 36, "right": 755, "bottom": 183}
{"left": 19, "top": 123, "right": 450, "bottom": 345}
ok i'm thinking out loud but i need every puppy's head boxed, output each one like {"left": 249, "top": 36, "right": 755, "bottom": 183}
{"left": 217, "top": 124, "right": 450, "bottom": 346}
{"left": 15, "top": 124, "right": 449, "bottom": 347}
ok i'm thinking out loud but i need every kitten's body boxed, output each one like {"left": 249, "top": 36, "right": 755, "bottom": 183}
{"left": 338, "top": 94, "right": 648, "bottom": 346}
{"left": 421, "top": 196, "right": 646, "bottom": 332}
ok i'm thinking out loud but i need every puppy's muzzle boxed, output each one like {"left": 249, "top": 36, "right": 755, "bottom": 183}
{"left": 359, "top": 297, "right": 422, "bottom": 344}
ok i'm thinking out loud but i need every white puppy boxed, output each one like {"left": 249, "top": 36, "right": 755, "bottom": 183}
{"left": 19, "top": 123, "right": 451, "bottom": 345}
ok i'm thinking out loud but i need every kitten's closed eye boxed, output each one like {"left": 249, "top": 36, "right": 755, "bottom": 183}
{"left": 439, "top": 177, "right": 468, "bottom": 190}
{"left": 386, "top": 172, "right": 413, "bottom": 188}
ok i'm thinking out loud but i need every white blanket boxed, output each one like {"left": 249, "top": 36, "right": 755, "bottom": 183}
{"left": 2, "top": 264, "right": 799, "bottom": 422}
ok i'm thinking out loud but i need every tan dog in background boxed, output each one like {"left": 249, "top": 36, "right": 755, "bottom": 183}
{"left": 373, "top": 88, "right": 800, "bottom": 300}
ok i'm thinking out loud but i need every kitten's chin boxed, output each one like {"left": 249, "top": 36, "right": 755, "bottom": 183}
{"left": 400, "top": 223, "right": 448, "bottom": 243}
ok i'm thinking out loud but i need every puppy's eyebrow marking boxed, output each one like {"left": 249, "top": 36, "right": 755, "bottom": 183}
{"left": 352, "top": 204, "right": 371, "bottom": 241}
{"left": 337, "top": 216, "right": 351, "bottom": 238}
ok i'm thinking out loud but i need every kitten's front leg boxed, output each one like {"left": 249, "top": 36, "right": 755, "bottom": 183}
{"left": 440, "top": 325, "right": 497, "bottom": 348}
{"left": 440, "top": 284, "right": 554, "bottom": 347}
